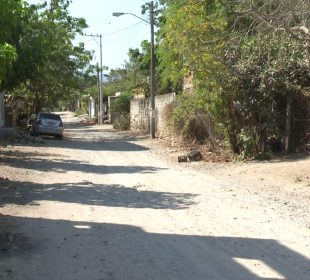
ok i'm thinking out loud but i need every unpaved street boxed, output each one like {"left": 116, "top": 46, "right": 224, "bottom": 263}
{"left": 0, "top": 112, "right": 309, "bottom": 280}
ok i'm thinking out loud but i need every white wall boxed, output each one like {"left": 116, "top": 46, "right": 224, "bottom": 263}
{"left": 130, "top": 93, "right": 175, "bottom": 134}
{"left": 88, "top": 97, "right": 96, "bottom": 118}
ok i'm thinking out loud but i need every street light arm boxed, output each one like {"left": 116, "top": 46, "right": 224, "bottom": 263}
{"left": 112, "top": 12, "right": 150, "bottom": 24}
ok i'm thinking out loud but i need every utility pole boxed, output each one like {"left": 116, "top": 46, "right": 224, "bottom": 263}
{"left": 84, "top": 34, "right": 103, "bottom": 125}
{"left": 96, "top": 62, "right": 100, "bottom": 119}
{"left": 113, "top": 0, "right": 156, "bottom": 138}
{"left": 149, "top": 1, "right": 156, "bottom": 139}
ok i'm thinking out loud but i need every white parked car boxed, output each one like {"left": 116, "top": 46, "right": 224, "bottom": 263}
{"left": 28, "top": 112, "right": 64, "bottom": 140}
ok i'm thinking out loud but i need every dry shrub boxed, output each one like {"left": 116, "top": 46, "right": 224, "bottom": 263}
{"left": 162, "top": 100, "right": 179, "bottom": 121}
{"left": 163, "top": 103, "right": 215, "bottom": 143}
{"left": 188, "top": 113, "right": 214, "bottom": 143}
{"left": 113, "top": 114, "right": 130, "bottom": 130}
{"left": 163, "top": 98, "right": 215, "bottom": 143}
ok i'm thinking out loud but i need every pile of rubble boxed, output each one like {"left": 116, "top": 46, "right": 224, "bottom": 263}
{"left": 0, "top": 128, "right": 45, "bottom": 146}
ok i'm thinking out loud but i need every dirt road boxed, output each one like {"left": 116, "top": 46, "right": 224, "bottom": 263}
{"left": 0, "top": 112, "right": 309, "bottom": 280}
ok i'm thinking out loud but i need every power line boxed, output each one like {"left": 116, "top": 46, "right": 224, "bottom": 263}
{"left": 102, "top": 21, "right": 145, "bottom": 36}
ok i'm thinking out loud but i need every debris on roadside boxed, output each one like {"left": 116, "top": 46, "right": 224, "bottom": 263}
{"left": 178, "top": 156, "right": 188, "bottom": 163}
{"left": 0, "top": 177, "right": 10, "bottom": 182}
{"left": 0, "top": 129, "right": 45, "bottom": 146}
{"left": 187, "top": 150, "right": 203, "bottom": 161}
{"left": 76, "top": 114, "right": 97, "bottom": 126}
{"left": 178, "top": 151, "right": 203, "bottom": 163}
{"left": 81, "top": 118, "right": 97, "bottom": 126}
{"left": 0, "top": 177, "right": 14, "bottom": 191}
{"left": 14, "top": 132, "right": 45, "bottom": 145}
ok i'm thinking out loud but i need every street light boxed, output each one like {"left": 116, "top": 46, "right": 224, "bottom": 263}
{"left": 112, "top": 1, "right": 156, "bottom": 139}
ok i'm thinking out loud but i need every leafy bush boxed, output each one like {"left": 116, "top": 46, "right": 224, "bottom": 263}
{"left": 110, "top": 92, "right": 131, "bottom": 114}
{"left": 236, "top": 129, "right": 256, "bottom": 159}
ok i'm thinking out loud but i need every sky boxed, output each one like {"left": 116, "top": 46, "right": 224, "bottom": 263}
{"left": 27, "top": 0, "right": 151, "bottom": 73}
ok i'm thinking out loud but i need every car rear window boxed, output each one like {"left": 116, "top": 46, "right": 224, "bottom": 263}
{"left": 40, "top": 113, "right": 61, "bottom": 120}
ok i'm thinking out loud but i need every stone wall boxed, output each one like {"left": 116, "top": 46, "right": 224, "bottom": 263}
{"left": 130, "top": 93, "right": 175, "bottom": 135}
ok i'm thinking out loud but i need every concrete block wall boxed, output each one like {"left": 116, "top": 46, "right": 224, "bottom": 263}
{"left": 130, "top": 92, "right": 175, "bottom": 135}
{"left": 130, "top": 98, "right": 150, "bottom": 131}
{"left": 155, "top": 92, "right": 175, "bottom": 135}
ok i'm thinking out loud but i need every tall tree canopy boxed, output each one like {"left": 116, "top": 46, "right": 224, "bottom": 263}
{"left": 155, "top": 0, "right": 310, "bottom": 155}
{"left": 0, "top": 0, "right": 22, "bottom": 83}
{"left": 1, "top": 0, "right": 92, "bottom": 112}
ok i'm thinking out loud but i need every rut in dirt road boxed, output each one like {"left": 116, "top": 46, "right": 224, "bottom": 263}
{"left": 0, "top": 112, "right": 309, "bottom": 280}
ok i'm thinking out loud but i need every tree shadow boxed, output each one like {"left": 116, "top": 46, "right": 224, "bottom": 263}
{"left": 0, "top": 149, "right": 162, "bottom": 174}
{"left": 0, "top": 215, "right": 309, "bottom": 279}
{"left": 0, "top": 180, "right": 197, "bottom": 210}
{"left": 48, "top": 120, "right": 151, "bottom": 152}
{"left": 252, "top": 151, "right": 310, "bottom": 164}
{"left": 41, "top": 136, "right": 150, "bottom": 152}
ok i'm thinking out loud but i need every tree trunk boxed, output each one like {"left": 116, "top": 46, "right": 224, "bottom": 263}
{"left": 228, "top": 131, "right": 240, "bottom": 154}
{"left": 258, "top": 129, "right": 267, "bottom": 153}
{"left": 285, "top": 93, "right": 293, "bottom": 152}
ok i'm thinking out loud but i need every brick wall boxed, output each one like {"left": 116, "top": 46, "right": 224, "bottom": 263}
{"left": 130, "top": 93, "right": 175, "bottom": 135}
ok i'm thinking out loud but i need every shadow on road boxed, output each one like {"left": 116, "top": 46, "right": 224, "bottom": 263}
{"left": 0, "top": 180, "right": 197, "bottom": 210}
{"left": 0, "top": 215, "right": 309, "bottom": 280}
{"left": 42, "top": 136, "right": 150, "bottom": 152}
{"left": 0, "top": 149, "right": 159, "bottom": 174}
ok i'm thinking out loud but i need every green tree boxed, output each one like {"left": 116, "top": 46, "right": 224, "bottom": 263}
{"left": 2, "top": 0, "right": 92, "bottom": 112}
{"left": 157, "top": 0, "right": 310, "bottom": 155}
{"left": 104, "top": 40, "right": 153, "bottom": 98}
{"left": 0, "top": 0, "right": 23, "bottom": 84}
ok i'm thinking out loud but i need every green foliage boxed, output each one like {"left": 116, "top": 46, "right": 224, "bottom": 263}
{"left": 103, "top": 39, "right": 154, "bottom": 99}
{"left": 157, "top": 0, "right": 310, "bottom": 156}
{"left": 123, "top": 40, "right": 152, "bottom": 96}
{"left": 1, "top": 0, "right": 92, "bottom": 112}
{"left": 110, "top": 92, "right": 131, "bottom": 115}
{"left": 218, "top": 32, "right": 308, "bottom": 155}
{"left": 235, "top": 129, "right": 256, "bottom": 160}
{"left": 157, "top": 0, "right": 228, "bottom": 91}
{"left": 0, "top": 43, "right": 17, "bottom": 82}
{"left": 0, "top": 0, "right": 23, "bottom": 83}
